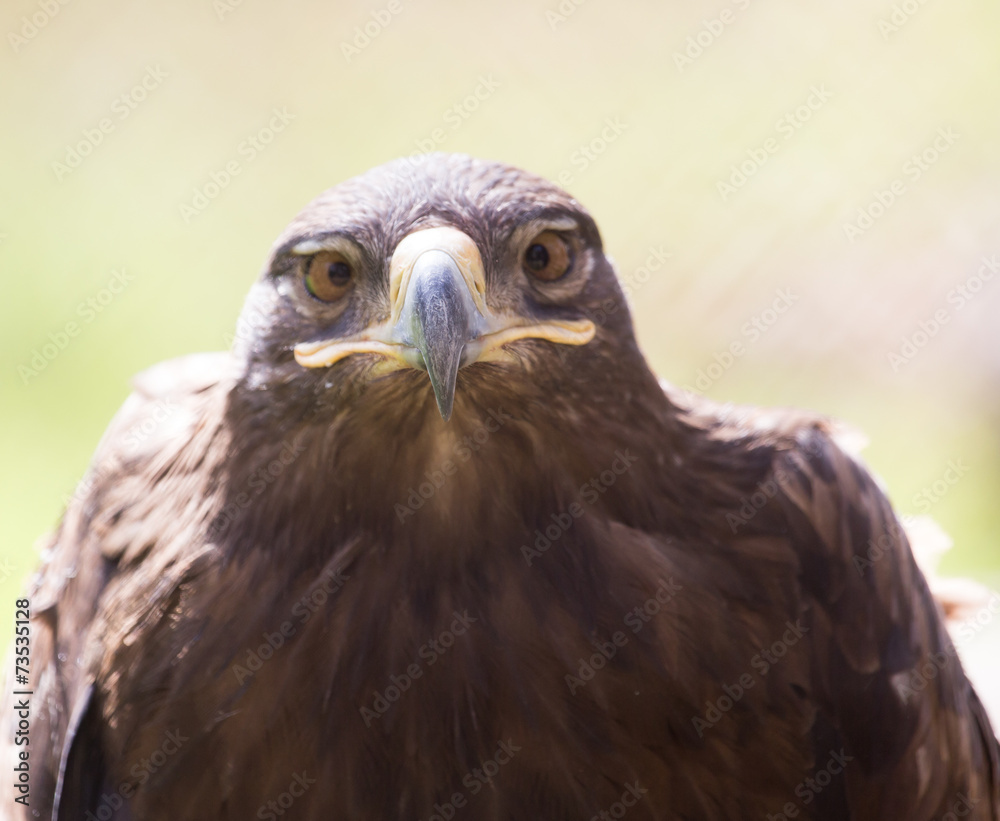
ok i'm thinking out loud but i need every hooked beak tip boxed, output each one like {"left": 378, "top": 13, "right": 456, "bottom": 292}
{"left": 435, "top": 392, "right": 455, "bottom": 422}
{"left": 407, "top": 250, "right": 476, "bottom": 422}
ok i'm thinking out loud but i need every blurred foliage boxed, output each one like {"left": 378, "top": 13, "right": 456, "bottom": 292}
{"left": 1, "top": 0, "right": 998, "bottom": 705}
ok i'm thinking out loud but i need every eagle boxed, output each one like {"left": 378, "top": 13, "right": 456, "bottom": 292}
{"left": 3, "top": 153, "right": 997, "bottom": 821}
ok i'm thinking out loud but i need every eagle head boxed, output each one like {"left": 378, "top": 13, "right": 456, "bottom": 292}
{"left": 233, "top": 153, "right": 645, "bottom": 427}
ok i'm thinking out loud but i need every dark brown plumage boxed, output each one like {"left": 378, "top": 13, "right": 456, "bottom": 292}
{"left": 3, "top": 153, "right": 997, "bottom": 820}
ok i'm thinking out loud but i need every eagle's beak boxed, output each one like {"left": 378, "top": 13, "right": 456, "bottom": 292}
{"left": 398, "top": 247, "right": 476, "bottom": 420}
{"left": 293, "top": 226, "right": 595, "bottom": 421}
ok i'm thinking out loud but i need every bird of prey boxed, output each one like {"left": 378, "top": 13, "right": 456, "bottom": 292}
{"left": 3, "top": 153, "right": 997, "bottom": 821}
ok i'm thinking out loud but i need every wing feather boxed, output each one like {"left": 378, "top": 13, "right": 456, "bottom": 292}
{"left": 0, "top": 353, "right": 233, "bottom": 820}
{"left": 772, "top": 424, "right": 999, "bottom": 817}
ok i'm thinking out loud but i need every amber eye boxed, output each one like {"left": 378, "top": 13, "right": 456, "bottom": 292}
{"left": 523, "top": 231, "right": 572, "bottom": 282}
{"left": 304, "top": 251, "right": 353, "bottom": 302}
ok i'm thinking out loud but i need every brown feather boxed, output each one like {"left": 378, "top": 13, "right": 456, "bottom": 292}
{"left": 3, "top": 154, "right": 996, "bottom": 821}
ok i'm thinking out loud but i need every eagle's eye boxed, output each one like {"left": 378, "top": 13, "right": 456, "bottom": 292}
{"left": 523, "top": 231, "right": 571, "bottom": 282}
{"left": 305, "top": 251, "right": 353, "bottom": 302}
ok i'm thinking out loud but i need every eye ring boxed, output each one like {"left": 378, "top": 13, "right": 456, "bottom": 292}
{"left": 304, "top": 251, "right": 353, "bottom": 302}
{"left": 522, "top": 231, "right": 572, "bottom": 282}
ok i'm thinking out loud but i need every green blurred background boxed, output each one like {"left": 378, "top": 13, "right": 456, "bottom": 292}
{"left": 1, "top": 0, "right": 997, "bottom": 715}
